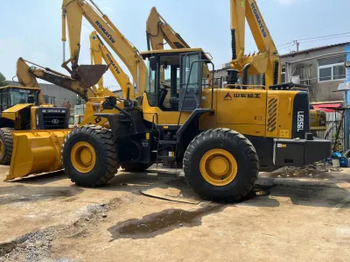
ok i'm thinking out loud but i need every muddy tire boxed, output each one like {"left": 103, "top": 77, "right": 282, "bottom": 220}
{"left": 62, "top": 125, "right": 119, "bottom": 187}
{"left": 121, "top": 163, "right": 152, "bottom": 172}
{"left": 0, "top": 128, "right": 13, "bottom": 165}
{"left": 183, "top": 128, "right": 259, "bottom": 202}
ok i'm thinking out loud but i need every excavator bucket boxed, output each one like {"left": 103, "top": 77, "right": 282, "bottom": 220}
{"left": 5, "top": 130, "right": 71, "bottom": 181}
{"left": 76, "top": 64, "right": 108, "bottom": 88}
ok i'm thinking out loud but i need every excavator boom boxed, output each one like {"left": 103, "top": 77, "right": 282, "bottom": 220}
{"left": 230, "top": 0, "right": 280, "bottom": 87}
{"left": 146, "top": 7, "right": 190, "bottom": 50}
{"left": 146, "top": 7, "right": 211, "bottom": 82}
{"left": 62, "top": 0, "right": 147, "bottom": 98}
{"left": 90, "top": 31, "right": 134, "bottom": 99}
{"left": 17, "top": 57, "right": 96, "bottom": 101}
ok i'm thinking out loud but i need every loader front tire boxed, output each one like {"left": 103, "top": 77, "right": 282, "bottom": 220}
{"left": 0, "top": 128, "right": 13, "bottom": 165}
{"left": 183, "top": 128, "right": 259, "bottom": 202}
{"left": 62, "top": 125, "right": 119, "bottom": 187}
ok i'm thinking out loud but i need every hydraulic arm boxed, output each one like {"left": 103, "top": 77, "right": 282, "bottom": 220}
{"left": 62, "top": 0, "right": 147, "bottom": 98}
{"left": 89, "top": 31, "right": 134, "bottom": 99}
{"left": 146, "top": 7, "right": 211, "bottom": 82}
{"left": 17, "top": 58, "right": 95, "bottom": 101}
{"left": 230, "top": 0, "right": 280, "bottom": 87}
{"left": 146, "top": 7, "right": 190, "bottom": 51}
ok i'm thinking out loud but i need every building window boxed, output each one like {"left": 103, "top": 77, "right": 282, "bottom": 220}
{"left": 318, "top": 56, "right": 346, "bottom": 82}
{"left": 281, "top": 67, "right": 286, "bottom": 83}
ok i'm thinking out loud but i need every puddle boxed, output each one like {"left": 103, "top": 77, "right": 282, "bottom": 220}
{"left": 108, "top": 204, "right": 225, "bottom": 240}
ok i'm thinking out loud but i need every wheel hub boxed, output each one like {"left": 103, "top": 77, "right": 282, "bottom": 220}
{"left": 71, "top": 141, "right": 97, "bottom": 173}
{"left": 209, "top": 156, "right": 229, "bottom": 177}
{"left": 200, "top": 149, "right": 238, "bottom": 186}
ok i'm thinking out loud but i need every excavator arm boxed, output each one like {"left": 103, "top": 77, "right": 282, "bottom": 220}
{"left": 146, "top": 7, "right": 190, "bottom": 50}
{"left": 146, "top": 7, "right": 211, "bottom": 83}
{"left": 17, "top": 57, "right": 94, "bottom": 101}
{"left": 230, "top": 0, "right": 280, "bottom": 87}
{"left": 17, "top": 57, "right": 118, "bottom": 120}
{"left": 16, "top": 59, "right": 45, "bottom": 104}
{"left": 89, "top": 31, "right": 134, "bottom": 99}
{"left": 62, "top": 0, "right": 147, "bottom": 98}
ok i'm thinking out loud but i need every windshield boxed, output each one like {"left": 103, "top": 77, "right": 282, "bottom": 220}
{"left": 9, "top": 88, "right": 36, "bottom": 106}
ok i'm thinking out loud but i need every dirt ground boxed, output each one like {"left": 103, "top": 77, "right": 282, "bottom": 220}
{"left": 0, "top": 165, "right": 349, "bottom": 262}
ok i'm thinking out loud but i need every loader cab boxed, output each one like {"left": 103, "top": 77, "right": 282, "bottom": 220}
{"left": 141, "top": 49, "right": 213, "bottom": 113}
{"left": 0, "top": 86, "right": 39, "bottom": 113}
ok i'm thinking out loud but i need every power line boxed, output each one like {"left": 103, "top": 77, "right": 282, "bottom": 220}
{"left": 297, "top": 32, "right": 350, "bottom": 42}
{"left": 277, "top": 32, "right": 350, "bottom": 50}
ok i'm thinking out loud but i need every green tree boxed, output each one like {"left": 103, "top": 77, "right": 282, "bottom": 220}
{"left": 0, "top": 72, "right": 6, "bottom": 86}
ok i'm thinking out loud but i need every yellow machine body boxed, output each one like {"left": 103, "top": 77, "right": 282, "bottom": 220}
{"left": 2, "top": 103, "right": 33, "bottom": 126}
{"left": 145, "top": 4, "right": 326, "bottom": 133}
{"left": 310, "top": 109, "right": 327, "bottom": 132}
{"left": 142, "top": 87, "right": 297, "bottom": 139}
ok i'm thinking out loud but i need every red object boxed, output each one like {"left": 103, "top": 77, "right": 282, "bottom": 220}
{"left": 312, "top": 103, "right": 342, "bottom": 112}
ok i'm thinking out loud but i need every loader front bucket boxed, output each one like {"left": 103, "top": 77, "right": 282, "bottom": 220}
{"left": 6, "top": 129, "right": 71, "bottom": 181}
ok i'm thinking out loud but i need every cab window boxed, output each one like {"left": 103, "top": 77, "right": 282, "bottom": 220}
{"left": 146, "top": 59, "right": 157, "bottom": 107}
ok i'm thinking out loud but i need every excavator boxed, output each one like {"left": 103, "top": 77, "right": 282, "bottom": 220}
{"left": 146, "top": 5, "right": 327, "bottom": 132}
{"left": 10, "top": 0, "right": 331, "bottom": 202}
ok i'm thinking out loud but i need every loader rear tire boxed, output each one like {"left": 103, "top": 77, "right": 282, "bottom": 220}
{"left": 121, "top": 163, "right": 152, "bottom": 173}
{"left": 0, "top": 128, "right": 13, "bottom": 165}
{"left": 183, "top": 128, "right": 259, "bottom": 202}
{"left": 62, "top": 125, "right": 119, "bottom": 187}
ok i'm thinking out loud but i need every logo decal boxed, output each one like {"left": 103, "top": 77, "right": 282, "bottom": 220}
{"left": 224, "top": 93, "right": 233, "bottom": 101}
{"left": 106, "top": 54, "right": 121, "bottom": 74}
{"left": 251, "top": 3, "right": 267, "bottom": 38}
{"left": 95, "top": 21, "right": 116, "bottom": 44}
{"left": 51, "top": 119, "right": 60, "bottom": 125}
{"left": 234, "top": 93, "right": 261, "bottom": 99}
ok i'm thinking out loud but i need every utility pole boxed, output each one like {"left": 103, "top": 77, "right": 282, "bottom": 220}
{"left": 293, "top": 40, "right": 300, "bottom": 52}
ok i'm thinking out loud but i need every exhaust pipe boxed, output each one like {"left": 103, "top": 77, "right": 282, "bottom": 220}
{"left": 35, "top": 91, "right": 41, "bottom": 106}
{"left": 242, "top": 63, "right": 251, "bottom": 89}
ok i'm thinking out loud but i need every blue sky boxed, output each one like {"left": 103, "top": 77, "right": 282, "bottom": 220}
{"left": 0, "top": 0, "right": 349, "bottom": 90}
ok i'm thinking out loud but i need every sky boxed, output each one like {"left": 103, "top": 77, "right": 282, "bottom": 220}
{"left": 0, "top": 0, "right": 349, "bottom": 90}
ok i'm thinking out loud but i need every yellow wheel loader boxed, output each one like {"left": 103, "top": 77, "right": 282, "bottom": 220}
{"left": 0, "top": 85, "right": 69, "bottom": 166}
{"left": 57, "top": 0, "right": 330, "bottom": 201}
{"left": 62, "top": 48, "right": 331, "bottom": 201}
{"left": 6, "top": 56, "right": 120, "bottom": 180}
{"left": 10, "top": 0, "right": 331, "bottom": 202}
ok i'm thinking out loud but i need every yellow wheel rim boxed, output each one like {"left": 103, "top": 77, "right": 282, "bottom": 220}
{"left": 71, "top": 141, "right": 97, "bottom": 173}
{"left": 0, "top": 139, "right": 3, "bottom": 157}
{"left": 200, "top": 149, "right": 238, "bottom": 187}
